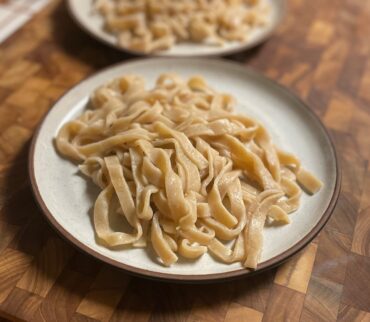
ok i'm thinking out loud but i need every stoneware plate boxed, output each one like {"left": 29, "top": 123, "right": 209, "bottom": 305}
{"left": 29, "top": 58, "right": 340, "bottom": 282}
{"left": 67, "top": 0, "right": 286, "bottom": 57}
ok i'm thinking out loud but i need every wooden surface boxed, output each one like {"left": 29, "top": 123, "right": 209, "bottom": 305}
{"left": 0, "top": 0, "right": 369, "bottom": 321}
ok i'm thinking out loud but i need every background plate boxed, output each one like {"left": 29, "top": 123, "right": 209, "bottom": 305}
{"left": 29, "top": 58, "right": 340, "bottom": 282}
{"left": 67, "top": 0, "right": 286, "bottom": 57}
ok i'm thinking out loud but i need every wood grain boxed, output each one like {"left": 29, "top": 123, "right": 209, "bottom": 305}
{"left": 76, "top": 267, "right": 130, "bottom": 322}
{"left": 274, "top": 243, "right": 318, "bottom": 293}
{"left": 341, "top": 254, "right": 370, "bottom": 312}
{"left": 337, "top": 304, "right": 370, "bottom": 322}
{"left": 233, "top": 270, "right": 275, "bottom": 312}
{"left": 0, "top": 0, "right": 369, "bottom": 321}
{"left": 311, "top": 229, "right": 351, "bottom": 285}
{"left": 17, "top": 237, "right": 74, "bottom": 297}
{"left": 31, "top": 268, "right": 93, "bottom": 322}
{"left": 0, "top": 248, "right": 32, "bottom": 304}
{"left": 0, "top": 288, "right": 43, "bottom": 321}
{"left": 301, "top": 276, "right": 343, "bottom": 322}
{"left": 351, "top": 207, "right": 370, "bottom": 257}
{"left": 187, "top": 283, "right": 233, "bottom": 322}
{"left": 110, "top": 278, "right": 157, "bottom": 322}
{"left": 262, "top": 285, "right": 305, "bottom": 322}
{"left": 0, "top": 221, "right": 19, "bottom": 255}
{"left": 224, "top": 303, "right": 263, "bottom": 322}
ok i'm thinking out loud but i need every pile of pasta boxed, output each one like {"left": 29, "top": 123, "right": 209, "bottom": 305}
{"left": 94, "top": 0, "right": 270, "bottom": 53}
{"left": 56, "top": 74, "right": 322, "bottom": 269}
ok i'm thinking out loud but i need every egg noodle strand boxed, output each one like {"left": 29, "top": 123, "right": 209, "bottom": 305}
{"left": 56, "top": 74, "right": 322, "bottom": 268}
{"left": 95, "top": 0, "right": 270, "bottom": 53}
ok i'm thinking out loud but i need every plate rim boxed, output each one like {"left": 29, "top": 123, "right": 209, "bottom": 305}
{"left": 28, "top": 57, "right": 341, "bottom": 283}
{"left": 66, "top": 0, "right": 287, "bottom": 57}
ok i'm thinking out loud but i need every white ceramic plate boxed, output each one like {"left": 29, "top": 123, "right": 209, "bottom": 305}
{"left": 67, "top": 0, "right": 286, "bottom": 57}
{"left": 29, "top": 58, "right": 340, "bottom": 282}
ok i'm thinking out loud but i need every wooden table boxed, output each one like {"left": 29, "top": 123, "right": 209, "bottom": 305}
{"left": 0, "top": 0, "right": 369, "bottom": 321}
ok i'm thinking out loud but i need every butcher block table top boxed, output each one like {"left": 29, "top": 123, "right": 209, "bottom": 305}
{"left": 0, "top": 0, "right": 369, "bottom": 321}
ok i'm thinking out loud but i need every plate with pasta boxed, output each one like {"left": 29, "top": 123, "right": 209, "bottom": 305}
{"left": 67, "top": 0, "right": 285, "bottom": 56}
{"left": 29, "top": 58, "right": 340, "bottom": 282}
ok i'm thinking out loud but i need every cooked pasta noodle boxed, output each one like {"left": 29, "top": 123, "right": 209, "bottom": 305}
{"left": 55, "top": 73, "right": 323, "bottom": 269}
{"left": 94, "top": 0, "right": 271, "bottom": 53}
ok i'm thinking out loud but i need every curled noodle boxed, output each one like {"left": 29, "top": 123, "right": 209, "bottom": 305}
{"left": 94, "top": 0, "right": 271, "bottom": 53}
{"left": 55, "top": 73, "right": 323, "bottom": 269}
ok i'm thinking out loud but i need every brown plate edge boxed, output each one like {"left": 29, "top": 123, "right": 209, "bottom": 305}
{"left": 65, "top": 0, "right": 287, "bottom": 58}
{"left": 28, "top": 57, "right": 341, "bottom": 283}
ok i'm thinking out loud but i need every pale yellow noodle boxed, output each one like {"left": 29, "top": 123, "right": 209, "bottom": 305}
{"left": 55, "top": 73, "right": 322, "bottom": 269}
{"left": 94, "top": 0, "right": 271, "bottom": 53}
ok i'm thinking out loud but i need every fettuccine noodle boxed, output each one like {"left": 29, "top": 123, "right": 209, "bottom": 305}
{"left": 55, "top": 74, "right": 323, "bottom": 269}
{"left": 94, "top": 0, "right": 270, "bottom": 53}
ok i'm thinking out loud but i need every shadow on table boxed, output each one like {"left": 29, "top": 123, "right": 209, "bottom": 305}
{"left": 115, "top": 269, "right": 275, "bottom": 320}
{"left": 225, "top": 43, "right": 266, "bottom": 64}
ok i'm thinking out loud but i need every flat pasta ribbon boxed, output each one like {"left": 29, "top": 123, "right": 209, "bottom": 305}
{"left": 56, "top": 73, "right": 322, "bottom": 269}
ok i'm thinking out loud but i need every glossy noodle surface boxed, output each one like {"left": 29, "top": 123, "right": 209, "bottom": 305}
{"left": 55, "top": 74, "right": 322, "bottom": 268}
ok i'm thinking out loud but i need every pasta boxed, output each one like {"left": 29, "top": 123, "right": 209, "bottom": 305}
{"left": 94, "top": 0, "right": 271, "bottom": 53}
{"left": 55, "top": 73, "right": 323, "bottom": 269}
